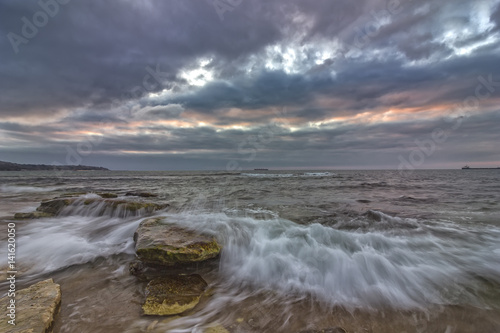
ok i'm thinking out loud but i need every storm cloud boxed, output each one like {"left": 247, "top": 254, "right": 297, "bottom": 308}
{"left": 1, "top": 0, "right": 499, "bottom": 170}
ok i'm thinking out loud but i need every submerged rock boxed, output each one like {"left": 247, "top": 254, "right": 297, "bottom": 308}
{"left": 126, "top": 191, "right": 158, "bottom": 197}
{"left": 142, "top": 274, "right": 207, "bottom": 316}
{"left": 98, "top": 192, "right": 118, "bottom": 198}
{"left": 0, "top": 278, "right": 61, "bottom": 333}
{"left": 134, "top": 217, "right": 221, "bottom": 266}
{"left": 14, "top": 211, "right": 54, "bottom": 219}
{"left": 30, "top": 198, "right": 168, "bottom": 217}
{"left": 82, "top": 199, "right": 168, "bottom": 212}
{"left": 59, "top": 192, "right": 87, "bottom": 197}
{"left": 37, "top": 198, "right": 75, "bottom": 215}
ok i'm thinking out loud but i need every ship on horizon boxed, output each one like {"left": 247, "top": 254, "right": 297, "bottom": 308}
{"left": 462, "top": 165, "right": 500, "bottom": 170}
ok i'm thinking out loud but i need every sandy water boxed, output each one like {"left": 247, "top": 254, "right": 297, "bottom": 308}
{"left": 1, "top": 170, "right": 500, "bottom": 332}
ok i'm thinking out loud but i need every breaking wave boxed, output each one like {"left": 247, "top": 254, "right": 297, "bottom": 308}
{"left": 160, "top": 210, "right": 500, "bottom": 310}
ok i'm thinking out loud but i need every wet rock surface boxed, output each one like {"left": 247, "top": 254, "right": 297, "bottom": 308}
{"left": 126, "top": 191, "right": 158, "bottom": 197}
{"left": 134, "top": 217, "right": 221, "bottom": 266}
{"left": 97, "top": 192, "right": 118, "bottom": 198}
{"left": 15, "top": 197, "right": 168, "bottom": 218}
{"left": 0, "top": 278, "right": 61, "bottom": 333}
{"left": 142, "top": 274, "right": 208, "bottom": 316}
{"left": 14, "top": 211, "right": 54, "bottom": 219}
{"left": 37, "top": 198, "right": 75, "bottom": 215}
{"left": 80, "top": 199, "right": 168, "bottom": 214}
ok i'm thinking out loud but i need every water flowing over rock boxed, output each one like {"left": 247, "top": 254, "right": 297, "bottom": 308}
{"left": 37, "top": 198, "right": 75, "bottom": 215}
{"left": 14, "top": 211, "right": 54, "bottom": 219}
{"left": 27, "top": 197, "right": 168, "bottom": 218}
{"left": 142, "top": 274, "right": 207, "bottom": 316}
{"left": 98, "top": 192, "right": 118, "bottom": 198}
{"left": 0, "top": 278, "right": 61, "bottom": 333}
{"left": 134, "top": 217, "right": 221, "bottom": 266}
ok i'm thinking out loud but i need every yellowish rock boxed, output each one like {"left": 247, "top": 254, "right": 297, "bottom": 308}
{"left": 134, "top": 217, "right": 221, "bottom": 266}
{"left": 0, "top": 278, "right": 61, "bottom": 333}
{"left": 142, "top": 274, "right": 208, "bottom": 316}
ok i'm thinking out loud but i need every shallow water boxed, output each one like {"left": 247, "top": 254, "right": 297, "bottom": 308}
{"left": 1, "top": 170, "right": 499, "bottom": 332}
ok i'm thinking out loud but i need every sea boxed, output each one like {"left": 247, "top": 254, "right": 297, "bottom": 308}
{"left": 0, "top": 169, "right": 499, "bottom": 333}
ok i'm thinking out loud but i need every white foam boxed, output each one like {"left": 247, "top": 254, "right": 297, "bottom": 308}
{"left": 301, "top": 172, "right": 336, "bottom": 177}
{"left": 158, "top": 211, "right": 500, "bottom": 310}
{"left": 5, "top": 205, "right": 499, "bottom": 311}
{"left": 0, "top": 185, "right": 60, "bottom": 193}
{"left": 59, "top": 197, "right": 165, "bottom": 219}
{"left": 241, "top": 173, "right": 295, "bottom": 178}
{"left": 241, "top": 172, "right": 335, "bottom": 178}
{"left": 1, "top": 215, "right": 142, "bottom": 275}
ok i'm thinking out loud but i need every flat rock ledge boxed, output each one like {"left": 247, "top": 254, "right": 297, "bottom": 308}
{"left": 0, "top": 278, "right": 61, "bottom": 333}
{"left": 143, "top": 274, "right": 207, "bottom": 316}
{"left": 14, "top": 197, "right": 168, "bottom": 219}
{"left": 134, "top": 217, "right": 221, "bottom": 266}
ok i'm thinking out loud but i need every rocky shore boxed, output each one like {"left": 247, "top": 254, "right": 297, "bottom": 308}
{"left": 9, "top": 193, "right": 225, "bottom": 331}
{"left": 9, "top": 193, "right": 348, "bottom": 333}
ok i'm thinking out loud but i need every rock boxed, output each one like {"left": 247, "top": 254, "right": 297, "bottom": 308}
{"left": 119, "top": 201, "right": 167, "bottom": 212}
{"left": 59, "top": 192, "right": 87, "bottom": 198}
{"left": 98, "top": 192, "right": 118, "bottom": 198}
{"left": 83, "top": 199, "right": 167, "bottom": 212}
{"left": 129, "top": 260, "right": 145, "bottom": 276}
{"left": 34, "top": 198, "right": 168, "bottom": 217}
{"left": 0, "top": 278, "right": 61, "bottom": 333}
{"left": 14, "top": 211, "right": 54, "bottom": 219}
{"left": 134, "top": 217, "right": 221, "bottom": 266}
{"left": 142, "top": 274, "right": 207, "bottom": 316}
{"left": 36, "top": 198, "right": 75, "bottom": 215}
{"left": 126, "top": 191, "right": 158, "bottom": 197}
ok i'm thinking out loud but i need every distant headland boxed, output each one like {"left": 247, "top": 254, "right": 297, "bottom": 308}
{"left": 0, "top": 160, "right": 109, "bottom": 171}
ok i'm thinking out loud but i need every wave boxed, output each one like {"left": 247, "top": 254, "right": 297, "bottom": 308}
{"left": 56, "top": 195, "right": 168, "bottom": 219}
{"left": 241, "top": 173, "right": 295, "bottom": 178}
{"left": 159, "top": 210, "right": 500, "bottom": 310}
{"left": 0, "top": 185, "right": 60, "bottom": 193}
{"left": 301, "top": 172, "right": 335, "bottom": 177}
{"left": 330, "top": 210, "right": 422, "bottom": 233}
{"left": 0, "top": 215, "right": 141, "bottom": 276}
{"left": 241, "top": 172, "right": 336, "bottom": 178}
{"left": 5, "top": 204, "right": 500, "bottom": 313}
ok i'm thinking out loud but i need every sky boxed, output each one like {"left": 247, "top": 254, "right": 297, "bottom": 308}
{"left": 0, "top": 0, "right": 499, "bottom": 171}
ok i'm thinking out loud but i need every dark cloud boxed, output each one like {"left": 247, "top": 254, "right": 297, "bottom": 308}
{"left": 0, "top": 0, "right": 499, "bottom": 169}
{"left": 0, "top": 0, "right": 283, "bottom": 115}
